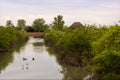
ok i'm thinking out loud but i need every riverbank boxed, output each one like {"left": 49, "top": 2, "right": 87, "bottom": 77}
{"left": 44, "top": 24, "right": 120, "bottom": 80}
{"left": 0, "top": 27, "right": 28, "bottom": 52}
{"left": 0, "top": 38, "right": 28, "bottom": 52}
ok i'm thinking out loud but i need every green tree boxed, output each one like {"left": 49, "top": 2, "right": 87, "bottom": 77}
{"left": 92, "top": 50, "right": 120, "bottom": 80}
{"left": 17, "top": 19, "right": 26, "bottom": 30}
{"left": 32, "top": 18, "right": 46, "bottom": 32}
{"left": 6, "top": 20, "right": 14, "bottom": 27}
{"left": 92, "top": 25, "right": 120, "bottom": 80}
{"left": 52, "top": 15, "right": 64, "bottom": 30}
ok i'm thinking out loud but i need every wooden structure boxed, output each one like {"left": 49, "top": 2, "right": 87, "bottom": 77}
{"left": 27, "top": 32, "right": 44, "bottom": 38}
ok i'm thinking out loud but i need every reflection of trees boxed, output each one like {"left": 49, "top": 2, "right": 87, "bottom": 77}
{"left": 32, "top": 42, "right": 45, "bottom": 53}
{"left": 61, "top": 65, "right": 88, "bottom": 80}
{"left": 0, "top": 41, "right": 27, "bottom": 73}
{"left": 11, "top": 41, "right": 27, "bottom": 54}
{"left": 0, "top": 51, "right": 14, "bottom": 73}
{"left": 33, "top": 42, "right": 44, "bottom": 46}
{"left": 47, "top": 48, "right": 91, "bottom": 80}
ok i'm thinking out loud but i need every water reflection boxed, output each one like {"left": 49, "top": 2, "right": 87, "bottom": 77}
{"left": 0, "top": 51, "right": 14, "bottom": 74}
{"left": 32, "top": 38, "right": 45, "bottom": 53}
{"left": 33, "top": 42, "right": 44, "bottom": 46}
{"left": 0, "top": 38, "right": 63, "bottom": 79}
{"left": 0, "top": 37, "right": 91, "bottom": 79}
{"left": 0, "top": 41, "right": 27, "bottom": 74}
{"left": 47, "top": 48, "right": 91, "bottom": 80}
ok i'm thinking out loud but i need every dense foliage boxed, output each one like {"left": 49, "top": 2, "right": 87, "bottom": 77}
{"left": 44, "top": 24, "right": 120, "bottom": 80}
{"left": 17, "top": 19, "right": 26, "bottom": 30}
{"left": 92, "top": 25, "right": 120, "bottom": 80}
{"left": 52, "top": 15, "right": 64, "bottom": 30}
{"left": 0, "top": 26, "right": 28, "bottom": 49}
{"left": 6, "top": 20, "right": 14, "bottom": 27}
{"left": 32, "top": 18, "right": 48, "bottom": 32}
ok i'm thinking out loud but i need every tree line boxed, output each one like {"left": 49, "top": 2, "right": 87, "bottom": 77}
{"left": 0, "top": 15, "right": 64, "bottom": 50}
{"left": 4, "top": 15, "right": 64, "bottom": 32}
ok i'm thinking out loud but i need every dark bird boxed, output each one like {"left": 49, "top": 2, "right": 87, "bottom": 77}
{"left": 32, "top": 58, "right": 35, "bottom": 61}
{"left": 23, "top": 57, "right": 27, "bottom": 61}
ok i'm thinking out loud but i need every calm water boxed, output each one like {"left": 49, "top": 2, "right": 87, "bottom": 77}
{"left": 0, "top": 37, "right": 89, "bottom": 80}
{"left": 0, "top": 37, "right": 63, "bottom": 79}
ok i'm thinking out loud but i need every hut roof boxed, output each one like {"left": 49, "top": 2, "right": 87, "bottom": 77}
{"left": 70, "top": 22, "right": 84, "bottom": 28}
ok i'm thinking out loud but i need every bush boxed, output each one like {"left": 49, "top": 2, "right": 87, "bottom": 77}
{"left": 92, "top": 25, "right": 120, "bottom": 55}
{"left": 92, "top": 25, "right": 120, "bottom": 79}
{"left": 45, "top": 28, "right": 91, "bottom": 58}
{"left": 44, "top": 29, "right": 64, "bottom": 46}
{"left": 92, "top": 50, "right": 120, "bottom": 80}
{"left": 44, "top": 24, "right": 120, "bottom": 80}
{"left": 0, "top": 26, "right": 28, "bottom": 49}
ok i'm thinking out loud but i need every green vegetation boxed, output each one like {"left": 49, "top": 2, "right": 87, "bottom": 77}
{"left": 1, "top": 15, "right": 120, "bottom": 79}
{"left": 4, "top": 18, "right": 48, "bottom": 32}
{"left": 0, "top": 41, "right": 27, "bottom": 73}
{"left": 92, "top": 25, "right": 120, "bottom": 80}
{"left": 6, "top": 20, "right": 14, "bottom": 27}
{"left": 44, "top": 23, "right": 120, "bottom": 79}
{"left": 52, "top": 15, "right": 64, "bottom": 30}
{"left": 32, "top": 18, "right": 48, "bottom": 32}
{"left": 17, "top": 19, "right": 26, "bottom": 30}
{"left": 0, "top": 26, "right": 28, "bottom": 50}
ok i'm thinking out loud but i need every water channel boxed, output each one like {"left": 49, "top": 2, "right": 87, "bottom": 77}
{"left": 0, "top": 37, "right": 86, "bottom": 80}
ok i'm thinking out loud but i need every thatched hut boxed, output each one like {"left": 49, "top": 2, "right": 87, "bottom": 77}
{"left": 70, "top": 22, "right": 84, "bottom": 28}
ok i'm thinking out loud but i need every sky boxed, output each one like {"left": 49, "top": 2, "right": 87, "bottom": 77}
{"left": 0, "top": 0, "right": 120, "bottom": 26}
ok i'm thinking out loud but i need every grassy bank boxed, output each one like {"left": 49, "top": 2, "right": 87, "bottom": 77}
{"left": 0, "top": 26, "right": 28, "bottom": 51}
{"left": 44, "top": 24, "right": 120, "bottom": 80}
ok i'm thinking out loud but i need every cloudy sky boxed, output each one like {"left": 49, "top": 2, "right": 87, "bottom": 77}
{"left": 0, "top": 0, "right": 120, "bottom": 26}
